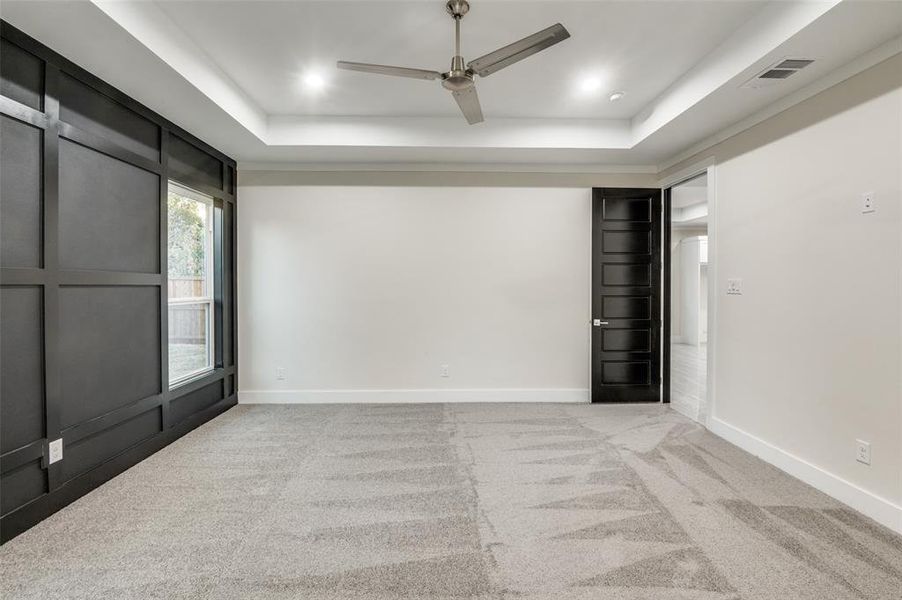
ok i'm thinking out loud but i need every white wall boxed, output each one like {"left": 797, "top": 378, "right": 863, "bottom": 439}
{"left": 679, "top": 236, "right": 707, "bottom": 347}
{"left": 662, "top": 54, "right": 902, "bottom": 533}
{"left": 670, "top": 227, "right": 708, "bottom": 340}
{"left": 237, "top": 186, "right": 593, "bottom": 403}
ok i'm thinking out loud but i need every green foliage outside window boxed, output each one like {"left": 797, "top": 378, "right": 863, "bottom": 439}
{"left": 167, "top": 192, "right": 205, "bottom": 278}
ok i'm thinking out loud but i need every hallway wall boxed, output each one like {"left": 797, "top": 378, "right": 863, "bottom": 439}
{"left": 670, "top": 227, "right": 707, "bottom": 341}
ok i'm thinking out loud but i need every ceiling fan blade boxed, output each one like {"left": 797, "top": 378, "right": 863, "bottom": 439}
{"left": 467, "top": 23, "right": 570, "bottom": 78}
{"left": 452, "top": 86, "right": 484, "bottom": 125}
{"left": 337, "top": 61, "right": 441, "bottom": 80}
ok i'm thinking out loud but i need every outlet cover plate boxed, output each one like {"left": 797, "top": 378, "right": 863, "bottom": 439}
{"left": 861, "top": 192, "right": 876, "bottom": 214}
{"left": 856, "top": 439, "right": 871, "bottom": 465}
{"left": 726, "top": 278, "right": 743, "bottom": 295}
{"left": 48, "top": 438, "right": 63, "bottom": 465}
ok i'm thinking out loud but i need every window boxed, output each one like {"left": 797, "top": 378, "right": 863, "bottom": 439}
{"left": 167, "top": 182, "right": 214, "bottom": 386}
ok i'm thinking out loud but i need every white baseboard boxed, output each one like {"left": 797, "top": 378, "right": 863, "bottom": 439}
{"left": 239, "top": 388, "right": 590, "bottom": 405}
{"left": 708, "top": 417, "right": 902, "bottom": 535}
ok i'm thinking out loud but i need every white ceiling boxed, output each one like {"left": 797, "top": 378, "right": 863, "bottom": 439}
{"left": 2, "top": 0, "right": 900, "bottom": 169}
{"left": 154, "top": 0, "right": 764, "bottom": 119}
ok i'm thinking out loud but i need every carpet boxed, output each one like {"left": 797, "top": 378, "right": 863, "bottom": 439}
{"left": 1, "top": 403, "right": 900, "bottom": 599}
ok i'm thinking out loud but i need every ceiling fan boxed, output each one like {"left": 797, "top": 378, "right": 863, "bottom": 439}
{"left": 337, "top": 0, "right": 570, "bottom": 125}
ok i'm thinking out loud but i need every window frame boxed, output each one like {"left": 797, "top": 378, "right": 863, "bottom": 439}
{"left": 167, "top": 180, "right": 216, "bottom": 389}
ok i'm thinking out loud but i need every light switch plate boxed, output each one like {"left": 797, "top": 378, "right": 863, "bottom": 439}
{"left": 48, "top": 438, "right": 63, "bottom": 465}
{"left": 726, "top": 278, "right": 743, "bottom": 295}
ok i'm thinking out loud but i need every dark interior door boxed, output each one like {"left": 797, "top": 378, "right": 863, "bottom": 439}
{"left": 591, "top": 188, "right": 662, "bottom": 403}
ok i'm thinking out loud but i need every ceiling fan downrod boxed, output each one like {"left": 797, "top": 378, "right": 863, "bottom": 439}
{"left": 443, "top": 0, "right": 473, "bottom": 92}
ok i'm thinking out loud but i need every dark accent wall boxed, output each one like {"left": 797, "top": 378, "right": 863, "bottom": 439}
{"left": 0, "top": 22, "right": 238, "bottom": 543}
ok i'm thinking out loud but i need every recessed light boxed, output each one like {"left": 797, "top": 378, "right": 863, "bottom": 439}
{"left": 609, "top": 91, "right": 625, "bottom": 102}
{"left": 301, "top": 72, "right": 327, "bottom": 93}
{"left": 579, "top": 76, "right": 603, "bottom": 95}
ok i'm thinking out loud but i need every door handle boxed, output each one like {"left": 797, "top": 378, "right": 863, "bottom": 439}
{"left": 593, "top": 319, "right": 609, "bottom": 327}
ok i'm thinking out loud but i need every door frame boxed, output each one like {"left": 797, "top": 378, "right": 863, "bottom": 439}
{"left": 663, "top": 187, "right": 672, "bottom": 405}
{"left": 659, "top": 158, "right": 717, "bottom": 425}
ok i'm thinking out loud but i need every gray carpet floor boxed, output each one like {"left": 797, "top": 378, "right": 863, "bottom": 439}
{"left": 2, "top": 403, "right": 901, "bottom": 599}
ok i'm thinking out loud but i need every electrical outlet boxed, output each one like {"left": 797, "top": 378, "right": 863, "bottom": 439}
{"left": 726, "top": 278, "right": 743, "bottom": 295}
{"left": 276, "top": 367, "right": 285, "bottom": 381}
{"left": 440, "top": 364, "right": 450, "bottom": 378}
{"left": 48, "top": 438, "right": 63, "bottom": 465}
{"left": 861, "top": 192, "right": 876, "bottom": 214}
{"left": 855, "top": 440, "right": 871, "bottom": 465}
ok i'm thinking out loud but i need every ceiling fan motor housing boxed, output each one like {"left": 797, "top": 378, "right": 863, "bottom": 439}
{"left": 442, "top": 55, "right": 474, "bottom": 91}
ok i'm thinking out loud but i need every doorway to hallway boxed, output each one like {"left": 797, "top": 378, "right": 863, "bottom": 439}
{"left": 664, "top": 173, "right": 709, "bottom": 419}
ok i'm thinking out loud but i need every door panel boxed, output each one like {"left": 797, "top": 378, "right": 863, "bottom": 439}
{"left": 602, "top": 264, "right": 651, "bottom": 286}
{"left": 602, "top": 362, "right": 650, "bottom": 385}
{"left": 592, "top": 188, "right": 662, "bottom": 403}
{"left": 602, "top": 230, "right": 651, "bottom": 253}
{"left": 603, "top": 329, "right": 650, "bottom": 352}
{"left": 603, "top": 296, "right": 650, "bottom": 319}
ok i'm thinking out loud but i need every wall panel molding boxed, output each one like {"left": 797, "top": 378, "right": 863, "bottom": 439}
{"left": 0, "top": 20, "right": 238, "bottom": 543}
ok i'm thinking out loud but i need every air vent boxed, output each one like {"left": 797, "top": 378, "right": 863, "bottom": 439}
{"left": 741, "top": 57, "right": 815, "bottom": 89}
{"left": 759, "top": 69, "right": 795, "bottom": 79}
{"left": 775, "top": 59, "right": 814, "bottom": 70}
